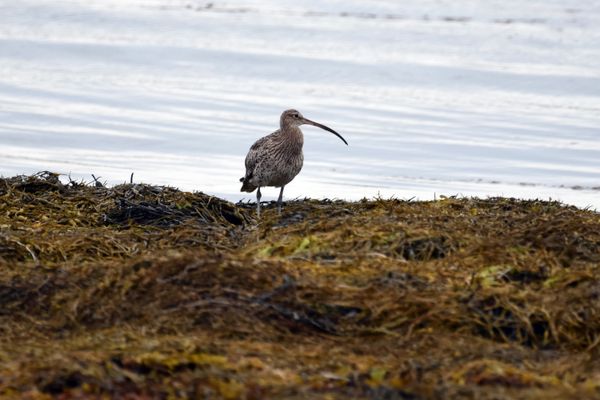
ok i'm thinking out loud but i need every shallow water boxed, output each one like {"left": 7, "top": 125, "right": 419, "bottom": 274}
{"left": 1, "top": 0, "right": 599, "bottom": 208}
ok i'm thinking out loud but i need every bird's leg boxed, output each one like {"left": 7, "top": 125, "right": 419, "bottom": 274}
{"left": 277, "top": 186, "right": 285, "bottom": 215}
{"left": 256, "top": 187, "right": 262, "bottom": 217}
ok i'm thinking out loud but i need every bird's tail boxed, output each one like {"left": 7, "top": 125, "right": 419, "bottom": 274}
{"left": 240, "top": 176, "right": 256, "bottom": 193}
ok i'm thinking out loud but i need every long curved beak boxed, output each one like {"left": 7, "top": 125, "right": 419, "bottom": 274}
{"left": 302, "top": 118, "right": 348, "bottom": 145}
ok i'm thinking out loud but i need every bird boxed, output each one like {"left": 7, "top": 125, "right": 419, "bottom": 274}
{"left": 240, "top": 109, "right": 348, "bottom": 217}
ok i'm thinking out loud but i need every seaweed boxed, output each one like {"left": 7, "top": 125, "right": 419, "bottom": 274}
{"left": 1, "top": 173, "right": 600, "bottom": 399}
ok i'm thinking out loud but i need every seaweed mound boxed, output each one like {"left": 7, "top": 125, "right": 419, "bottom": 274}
{"left": 1, "top": 172, "right": 600, "bottom": 399}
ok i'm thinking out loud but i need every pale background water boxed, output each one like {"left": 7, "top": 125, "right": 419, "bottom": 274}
{"left": 1, "top": 0, "right": 599, "bottom": 208}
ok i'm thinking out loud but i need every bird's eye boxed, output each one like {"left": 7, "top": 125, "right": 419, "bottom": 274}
{"left": 294, "top": 114, "right": 299, "bottom": 118}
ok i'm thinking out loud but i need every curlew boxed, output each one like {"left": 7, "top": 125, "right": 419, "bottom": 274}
{"left": 240, "top": 109, "right": 348, "bottom": 217}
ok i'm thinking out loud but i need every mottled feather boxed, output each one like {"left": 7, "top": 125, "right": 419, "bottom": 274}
{"left": 240, "top": 127, "right": 303, "bottom": 192}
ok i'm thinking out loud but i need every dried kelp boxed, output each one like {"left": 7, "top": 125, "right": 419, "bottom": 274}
{"left": 1, "top": 173, "right": 600, "bottom": 399}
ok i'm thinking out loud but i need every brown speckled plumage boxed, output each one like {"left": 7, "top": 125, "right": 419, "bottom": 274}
{"left": 240, "top": 109, "right": 347, "bottom": 216}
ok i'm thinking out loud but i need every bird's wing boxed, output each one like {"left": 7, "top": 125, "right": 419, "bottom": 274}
{"left": 244, "top": 130, "right": 279, "bottom": 178}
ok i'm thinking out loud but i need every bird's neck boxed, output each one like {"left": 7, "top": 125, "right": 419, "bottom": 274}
{"left": 279, "top": 123, "right": 304, "bottom": 148}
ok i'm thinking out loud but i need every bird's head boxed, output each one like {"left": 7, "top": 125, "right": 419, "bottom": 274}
{"left": 280, "top": 109, "right": 348, "bottom": 145}
{"left": 280, "top": 109, "right": 305, "bottom": 127}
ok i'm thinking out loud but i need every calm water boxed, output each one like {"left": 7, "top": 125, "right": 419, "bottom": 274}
{"left": 1, "top": 0, "right": 599, "bottom": 208}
